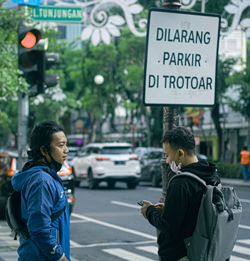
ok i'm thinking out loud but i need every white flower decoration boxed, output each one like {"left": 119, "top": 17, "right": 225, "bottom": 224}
{"left": 81, "top": 15, "right": 125, "bottom": 46}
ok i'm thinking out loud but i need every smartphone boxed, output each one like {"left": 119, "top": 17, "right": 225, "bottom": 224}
{"left": 137, "top": 201, "right": 144, "bottom": 206}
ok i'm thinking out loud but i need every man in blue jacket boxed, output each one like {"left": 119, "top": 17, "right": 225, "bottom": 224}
{"left": 12, "top": 121, "right": 71, "bottom": 261}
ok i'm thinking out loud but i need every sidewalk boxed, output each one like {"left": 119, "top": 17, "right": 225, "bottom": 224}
{"left": 221, "top": 178, "right": 250, "bottom": 187}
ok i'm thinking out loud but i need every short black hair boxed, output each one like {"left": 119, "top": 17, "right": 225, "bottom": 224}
{"left": 162, "top": 127, "right": 195, "bottom": 155}
{"left": 29, "top": 121, "right": 64, "bottom": 161}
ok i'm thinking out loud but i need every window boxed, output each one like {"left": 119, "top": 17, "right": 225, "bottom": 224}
{"left": 148, "top": 151, "right": 162, "bottom": 159}
{"left": 101, "top": 147, "right": 133, "bottom": 155}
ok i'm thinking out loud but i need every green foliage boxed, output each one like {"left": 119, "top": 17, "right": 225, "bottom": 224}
{"left": 217, "top": 162, "right": 241, "bottom": 179}
{"left": 0, "top": 7, "right": 28, "bottom": 98}
{"left": 226, "top": 62, "right": 250, "bottom": 119}
{"left": 217, "top": 58, "right": 237, "bottom": 99}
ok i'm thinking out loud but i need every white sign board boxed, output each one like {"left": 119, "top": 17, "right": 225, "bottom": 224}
{"left": 143, "top": 9, "right": 220, "bottom": 106}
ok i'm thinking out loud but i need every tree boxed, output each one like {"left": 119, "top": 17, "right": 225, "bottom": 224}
{"left": 226, "top": 60, "right": 250, "bottom": 146}
{"left": 0, "top": 4, "right": 27, "bottom": 98}
{"left": 0, "top": 4, "right": 28, "bottom": 146}
{"left": 211, "top": 58, "right": 236, "bottom": 160}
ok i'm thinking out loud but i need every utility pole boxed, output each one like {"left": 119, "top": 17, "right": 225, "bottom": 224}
{"left": 17, "top": 93, "right": 29, "bottom": 170}
{"left": 201, "top": 0, "right": 206, "bottom": 13}
{"left": 160, "top": 0, "right": 181, "bottom": 201}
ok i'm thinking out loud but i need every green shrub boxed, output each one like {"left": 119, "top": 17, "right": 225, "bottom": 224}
{"left": 216, "top": 162, "right": 242, "bottom": 179}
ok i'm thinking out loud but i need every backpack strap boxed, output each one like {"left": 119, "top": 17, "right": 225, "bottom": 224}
{"left": 169, "top": 171, "right": 207, "bottom": 188}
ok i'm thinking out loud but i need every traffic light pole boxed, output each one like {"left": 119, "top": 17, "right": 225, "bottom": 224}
{"left": 160, "top": 0, "right": 181, "bottom": 201}
{"left": 17, "top": 92, "right": 29, "bottom": 170}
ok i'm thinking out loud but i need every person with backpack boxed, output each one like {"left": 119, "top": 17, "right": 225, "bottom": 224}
{"left": 11, "top": 121, "right": 71, "bottom": 261}
{"left": 139, "top": 127, "right": 221, "bottom": 261}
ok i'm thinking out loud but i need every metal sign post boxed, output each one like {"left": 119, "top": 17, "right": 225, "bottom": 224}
{"left": 143, "top": 0, "right": 220, "bottom": 199}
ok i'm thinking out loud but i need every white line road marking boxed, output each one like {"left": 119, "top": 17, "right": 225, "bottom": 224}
{"left": 103, "top": 248, "right": 156, "bottom": 261}
{"left": 0, "top": 252, "right": 18, "bottom": 257}
{"left": 70, "top": 240, "right": 156, "bottom": 249}
{"left": 147, "top": 187, "right": 250, "bottom": 205}
{"left": 233, "top": 245, "right": 250, "bottom": 256}
{"left": 70, "top": 220, "right": 89, "bottom": 224}
{"left": 71, "top": 213, "right": 157, "bottom": 240}
{"left": 136, "top": 246, "right": 158, "bottom": 255}
{"left": 240, "top": 199, "right": 250, "bottom": 203}
{"left": 0, "top": 252, "right": 18, "bottom": 261}
{"left": 0, "top": 236, "right": 19, "bottom": 246}
{"left": 111, "top": 200, "right": 140, "bottom": 209}
{"left": 237, "top": 239, "right": 250, "bottom": 245}
{"left": 70, "top": 240, "right": 83, "bottom": 248}
{"left": 0, "top": 232, "right": 12, "bottom": 236}
{"left": 239, "top": 225, "right": 250, "bottom": 230}
{"left": 109, "top": 200, "right": 250, "bottom": 231}
{"left": 230, "top": 256, "right": 249, "bottom": 261}
{"left": 147, "top": 188, "right": 161, "bottom": 192}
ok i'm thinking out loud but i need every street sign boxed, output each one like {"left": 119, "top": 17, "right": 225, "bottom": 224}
{"left": 143, "top": 9, "right": 220, "bottom": 106}
{"left": 29, "top": 6, "right": 83, "bottom": 22}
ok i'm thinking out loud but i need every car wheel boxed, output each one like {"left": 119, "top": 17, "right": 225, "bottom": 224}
{"left": 152, "top": 173, "right": 160, "bottom": 187}
{"left": 127, "top": 180, "right": 138, "bottom": 189}
{"left": 74, "top": 180, "right": 81, "bottom": 187}
{"left": 107, "top": 180, "right": 116, "bottom": 189}
{"left": 87, "top": 169, "right": 98, "bottom": 189}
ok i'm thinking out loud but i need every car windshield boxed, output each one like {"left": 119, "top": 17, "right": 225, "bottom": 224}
{"left": 101, "top": 146, "right": 133, "bottom": 155}
{"left": 148, "top": 151, "right": 162, "bottom": 159}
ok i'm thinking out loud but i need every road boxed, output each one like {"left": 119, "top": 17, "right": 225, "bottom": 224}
{"left": 0, "top": 182, "right": 249, "bottom": 261}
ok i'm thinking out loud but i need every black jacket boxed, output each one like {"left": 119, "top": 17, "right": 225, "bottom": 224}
{"left": 146, "top": 160, "right": 220, "bottom": 261}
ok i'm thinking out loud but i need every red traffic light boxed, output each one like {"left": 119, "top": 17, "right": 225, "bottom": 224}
{"left": 19, "top": 29, "right": 42, "bottom": 49}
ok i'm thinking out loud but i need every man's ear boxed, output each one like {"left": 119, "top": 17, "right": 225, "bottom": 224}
{"left": 40, "top": 146, "right": 48, "bottom": 157}
{"left": 178, "top": 149, "right": 185, "bottom": 158}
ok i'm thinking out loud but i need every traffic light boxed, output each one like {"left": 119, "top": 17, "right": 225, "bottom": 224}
{"left": 44, "top": 52, "right": 60, "bottom": 88}
{"left": 18, "top": 25, "right": 45, "bottom": 94}
{"left": 18, "top": 25, "right": 60, "bottom": 95}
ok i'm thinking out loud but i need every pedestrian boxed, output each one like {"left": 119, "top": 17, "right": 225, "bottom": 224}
{"left": 11, "top": 120, "right": 71, "bottom": 261}
{"left": 240, "top": 146, "right": 250, "bottom": 182}
{"left": 139, "top": 127, "right": 220, "bottom": 261}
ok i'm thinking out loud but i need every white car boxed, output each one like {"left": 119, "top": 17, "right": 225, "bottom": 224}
{"left": 71, "top": 142, "right": 141, "bottom": 189}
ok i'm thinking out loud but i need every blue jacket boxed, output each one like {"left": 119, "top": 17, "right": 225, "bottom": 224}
{"left": 12, "top": 164, "right": 71, "bottom": 261}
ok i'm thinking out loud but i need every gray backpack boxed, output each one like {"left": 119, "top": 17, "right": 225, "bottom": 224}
{"left": 170, "top": 172, "right": 242, "bottom": 261}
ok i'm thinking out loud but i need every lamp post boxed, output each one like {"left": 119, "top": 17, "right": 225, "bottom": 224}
{"left": 160, "top": 0, "right": 181, "bottom": 201}
{"left": 94, "top": 74, "right": 104, "bottom": 85}
{"left": 93, "top": 74, "right": 105, "bottom": 142}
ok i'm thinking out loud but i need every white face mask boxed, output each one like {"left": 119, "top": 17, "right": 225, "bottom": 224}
{"left": 170, "top": 161, "right": 182, "bottom": 173}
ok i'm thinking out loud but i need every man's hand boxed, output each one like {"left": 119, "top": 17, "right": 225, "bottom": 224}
{"left": 60, "top": 256, "right": 68, "bottom": 261}
{"left": 140, "top": 200, "right": 153, "bottom": 219}
{"left": 154, "top": 203, "right": 164, "bottom": 209}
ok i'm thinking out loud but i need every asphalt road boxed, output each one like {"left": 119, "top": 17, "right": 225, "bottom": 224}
{"left": 0, "top": 182, "right": 249, "bottom": 261}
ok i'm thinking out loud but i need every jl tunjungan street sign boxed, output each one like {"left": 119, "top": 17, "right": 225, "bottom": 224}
{"left": 143, "top": 9, "right": 221, "bottom": 107}
{"left": 29, "top": 6, "right": 83, "bottom": 23}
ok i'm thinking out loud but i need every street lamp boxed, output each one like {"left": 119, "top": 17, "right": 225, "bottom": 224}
{"left": 94, "top": 74, "right": 104, "bottom": 85}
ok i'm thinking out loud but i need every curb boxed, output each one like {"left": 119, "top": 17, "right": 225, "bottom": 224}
{"left": 221, "top": 178, "right": 250, "bottom": 187}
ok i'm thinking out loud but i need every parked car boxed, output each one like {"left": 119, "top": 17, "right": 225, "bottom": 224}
{"left": 134, "top": 147, "right": 163, "bottom": 187}
{"left": 57, "top": 160, "right": 76, "bottom": 214}
{"left": 67, "top": 146, "right": 80, "bottom": 162}
{"left": 71, "top": 142, "right": 141, "bottom": 189}
{"left": 135, "top": 147, "right": 209, "bottom": 187}
{"left": 0, "top": 150, "right": 76, "bottom": 219}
